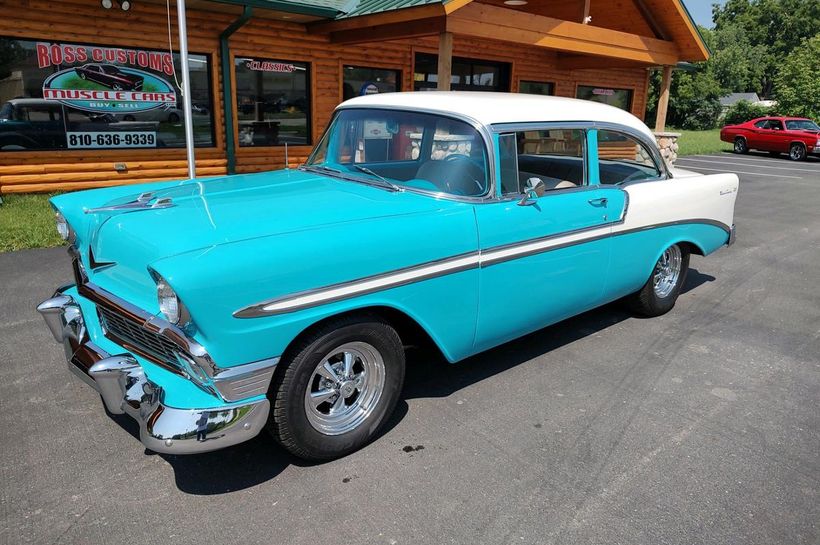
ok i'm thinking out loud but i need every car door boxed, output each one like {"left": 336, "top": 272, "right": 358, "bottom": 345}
{"left": 766, "top": 119, "right": 788, "bottom": 152}
{"left": 747, "top": 119, "right": 770, "bottom": 149}
{"left": 472, "top": 126, "right": 626, "bottom": 352}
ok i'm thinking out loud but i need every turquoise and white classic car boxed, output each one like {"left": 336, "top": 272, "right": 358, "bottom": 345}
{"left": 38, "top": 92, "right": 738, "bottom": 460}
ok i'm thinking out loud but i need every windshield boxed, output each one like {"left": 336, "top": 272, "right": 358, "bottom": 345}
{"left": 785, "top": 119, "right": 820, "bottom": 131}
{"left": 305, "top": 108, "right": 490, "bottom": 197}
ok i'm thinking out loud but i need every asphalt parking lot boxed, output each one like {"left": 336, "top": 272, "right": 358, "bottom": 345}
{"left": 1, "top": 151, "right": 818, "bottom": 545}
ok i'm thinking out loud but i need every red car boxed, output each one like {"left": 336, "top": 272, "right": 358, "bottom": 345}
{"left": 74, "top": 63, "right": 143, "bottom": 91}
{"left": 720, "top": 116, "right": 820, "bottom": 161}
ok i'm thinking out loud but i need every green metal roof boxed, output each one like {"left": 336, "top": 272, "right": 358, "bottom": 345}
{"left": 336, "top": 0, "right": 443, "bottom": 18}
{"left": 208, "top": 0, "right": 345, "bottom": 17}
{"left": 209, "top": 0, "right": 448, "bottom": 18}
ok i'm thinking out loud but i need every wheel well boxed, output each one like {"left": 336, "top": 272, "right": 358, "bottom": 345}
{"left": 678, "top": 241, "right": 704, "bottom": 256}
{"left": 790, "top": 141, "right": 806, "bottom": 149}
{"left": 279, "top": 306, "right": 444, "bottom": 364}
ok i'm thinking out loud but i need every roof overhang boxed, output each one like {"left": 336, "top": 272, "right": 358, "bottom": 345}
{"left": 306, "top": 0, "right": 709, "bottom": 65}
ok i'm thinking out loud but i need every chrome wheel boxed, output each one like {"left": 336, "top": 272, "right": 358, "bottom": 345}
{"left": 789, "top": 144, "right": 805, "bottom": 161}
{"left": 653, "top": 245, "right": 682, "bottom": 298}
{"left": 734, "top": 138, "right": 747, "bottom": 154}
{"left": 304, "top": 341, "right": 385, "bottom": 436}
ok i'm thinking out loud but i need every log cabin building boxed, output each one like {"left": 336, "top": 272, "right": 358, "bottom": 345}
{"left": 0, "top": 0, "right": 707, "bottom": 194}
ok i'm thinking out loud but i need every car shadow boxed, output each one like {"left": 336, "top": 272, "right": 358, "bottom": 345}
{"left": 106, "top": 268, "right": 713, "bottom": 495}
{"left": 719, "top": 149, "right": 819, "bottom": 163}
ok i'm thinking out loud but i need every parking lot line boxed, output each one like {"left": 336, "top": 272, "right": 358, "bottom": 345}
{"left": 674, "top": 164, "right": 804, "bottom": 179}
{"left": 687, "top": 154, "right": 820, "bottom": 170}
{"left": 676, "top": 157, "right": 820, "bottom": 173}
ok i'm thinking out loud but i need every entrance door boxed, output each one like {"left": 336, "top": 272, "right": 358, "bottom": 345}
{"left": 472, "top": 128, "right": 627, "bottom": 352}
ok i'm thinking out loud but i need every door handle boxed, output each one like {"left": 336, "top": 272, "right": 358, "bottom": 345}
{"left": 588, "top": 197, "right": 608, "bottom": 207}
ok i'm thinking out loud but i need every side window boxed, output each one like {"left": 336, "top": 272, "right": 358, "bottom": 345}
{"left": 24, "top": 106, "right": 62, "bottom": 122}
{"left": 597, "top": 129, "right": 661, "bottom": 185}
{"left": 754, "top": 120, "right": 769, "bottom": 129}
{"left": 768, "top": 119, "right": 783, "bottom": 130}
{"left": 498, "top": 128, "right": 586, "bottom": 195}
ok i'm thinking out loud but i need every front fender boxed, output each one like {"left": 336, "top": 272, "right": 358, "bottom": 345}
{"left": 151, "top": 204, "right": 479, "bottom": 366}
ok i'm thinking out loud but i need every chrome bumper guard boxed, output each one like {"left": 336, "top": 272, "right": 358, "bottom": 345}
{"left": 37, "top": 290, "right": 271, "bottom": 455}
{"left": 728, "top": 223, "right": 736, "bottom": 246}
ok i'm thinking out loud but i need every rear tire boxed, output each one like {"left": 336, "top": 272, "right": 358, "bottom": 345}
{"left": 626, "top": 243, "right": 690, "bottom": 317}
{"left": 267, "top": 314, "right": 405, "bottom": 461}
{"left": 789, "top": 143, "right": 806, "bottom": 161}
{"left": 733, "top": 137, "right": 749, "bottom": 154}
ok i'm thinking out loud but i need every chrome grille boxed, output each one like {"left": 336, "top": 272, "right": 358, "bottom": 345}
{"left": 98, "top": 306, "right": 181, "bottom": 368}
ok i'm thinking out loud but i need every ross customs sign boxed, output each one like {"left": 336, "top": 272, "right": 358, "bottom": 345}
{"left": 38, "top": 42, "right": 177, "bottom": 114}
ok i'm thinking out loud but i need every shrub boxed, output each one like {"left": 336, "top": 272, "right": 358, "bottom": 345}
{"left": 723, "top": 100, "right": 774, "bottom": 125}
{"left": 661, "top": 95, "right": 723, "bottom": 130}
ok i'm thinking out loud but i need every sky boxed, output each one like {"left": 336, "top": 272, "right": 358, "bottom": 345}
{"left": 683, "top": 0, "right": 728, "bottom": 28}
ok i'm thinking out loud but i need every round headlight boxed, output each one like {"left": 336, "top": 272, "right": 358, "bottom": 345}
{"left": 55, "top": 212, "right": 69, "bottom": 241}
{"left": 156, "top": 278, "right": 180, "bottom": 324}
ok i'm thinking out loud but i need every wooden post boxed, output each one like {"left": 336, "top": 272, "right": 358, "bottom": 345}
{"left": 437, "top": 31, "right": 453, "bottom": 91}
{"left": 654, "top": 64, "right": 673, "bottom": 131}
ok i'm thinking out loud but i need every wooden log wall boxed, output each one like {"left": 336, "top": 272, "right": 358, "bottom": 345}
{"left": 0, "top": 0, "right": 650, "bottom": 193}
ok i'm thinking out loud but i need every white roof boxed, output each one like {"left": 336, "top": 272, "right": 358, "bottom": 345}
{"left": 339, "top": 91, "right": 654, "bottom": 139}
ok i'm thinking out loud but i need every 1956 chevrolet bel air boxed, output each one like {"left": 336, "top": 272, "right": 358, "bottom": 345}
{"left": 38, "top": 92, "right": 738, "bottom": 461}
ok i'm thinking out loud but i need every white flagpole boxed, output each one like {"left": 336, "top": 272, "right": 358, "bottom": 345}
{"left": 175, "top": 0, "right": 196, "bottom": 179}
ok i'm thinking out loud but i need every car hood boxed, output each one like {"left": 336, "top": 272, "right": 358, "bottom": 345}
{"left": 83, "top": 169, "right": 452, "bottom": 299}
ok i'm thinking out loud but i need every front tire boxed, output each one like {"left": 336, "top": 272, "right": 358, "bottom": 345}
{"left": 626, "top": 243, "right": 690, "bottom": 317}
{"left": 733, "top": 137, "right": 749, "bottom": 154}
{"left": 267, "top": 314, "right": 405, "bottom": 461}
{"left": 789, "top": 143, "right": 806, "bottom": 161}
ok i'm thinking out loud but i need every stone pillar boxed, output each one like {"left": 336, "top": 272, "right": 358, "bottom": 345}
{"left": 654, "top": 131, "right": 681, "bottom": 165}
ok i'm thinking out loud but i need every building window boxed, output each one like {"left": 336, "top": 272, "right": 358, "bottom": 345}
{"left": 519, "top": 80, "right": 554, "bottom": 96}
{"left": 413, "top": 53, "right": 510, "bottom": 92}
{"left": 0, "top": 38, "right": 214, "bottom": 152}
{"left": 234, "top": 57, "right": 309, "bottom": 147}
{"left": 343, "top": 65, "right": 400, "bottom": 101}
{"left": 576, "top": 85, "right": 633, "bottom": 111}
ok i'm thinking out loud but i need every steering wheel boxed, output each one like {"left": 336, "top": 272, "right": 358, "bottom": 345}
{"left": 440, "top": 154, "right": 486, "bottom": 195}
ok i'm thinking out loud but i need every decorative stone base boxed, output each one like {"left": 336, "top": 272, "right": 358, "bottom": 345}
{"left": 654, "top": 131, "right": 681, "bottom": 165}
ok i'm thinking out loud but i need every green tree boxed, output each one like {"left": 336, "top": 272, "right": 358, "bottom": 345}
{"left": 646, "top": 61, "right": 724, "bottom": 130}
{"left": 708, "top": 24, "right": 767, "bottom": 93}
{"left": 0, "top": 38, "right": 26, "bottom": 80}
{"left": 773, "top": 34, "right": 820, "bottom": 119}
{"left": 713, "top": 0, "right": 820, "bottom": 97}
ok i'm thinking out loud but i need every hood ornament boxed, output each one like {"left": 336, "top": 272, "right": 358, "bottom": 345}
{"left": 85, "top": 192, "right": 175, "bottom": 214}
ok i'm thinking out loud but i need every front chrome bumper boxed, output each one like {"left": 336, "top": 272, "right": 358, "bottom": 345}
{"left": 37, "top": 290, "right": 270, "bottom": 454}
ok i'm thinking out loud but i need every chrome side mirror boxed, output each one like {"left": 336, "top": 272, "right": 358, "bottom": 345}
{"left": 518, "top": 177, "right": 546, "bottom": 206}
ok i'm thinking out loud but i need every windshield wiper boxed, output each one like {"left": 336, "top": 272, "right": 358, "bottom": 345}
{"left": 351, "top": 165, "right": 403, "bottom": 192}
{"left": 302, "top": 164, "right": 342, "bottom": 175}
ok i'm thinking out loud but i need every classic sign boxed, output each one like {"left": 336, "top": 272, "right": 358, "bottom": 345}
{"left": 38, "top": 92, "right": 738, "bottom": 461}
